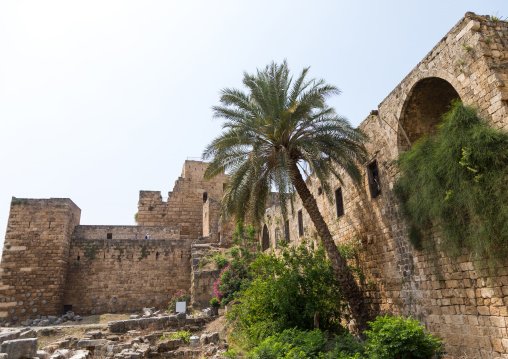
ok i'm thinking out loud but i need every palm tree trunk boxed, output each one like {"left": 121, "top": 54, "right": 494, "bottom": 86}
{"left": 290, "top": 161, "right": 372, "bottom": 333}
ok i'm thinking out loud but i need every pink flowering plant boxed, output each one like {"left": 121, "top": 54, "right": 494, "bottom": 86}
{"left": 214, "top": 258, "right": 252, "bottom": 307}
{"left": 168, "top": 289, "right": 190, "bottom": 313}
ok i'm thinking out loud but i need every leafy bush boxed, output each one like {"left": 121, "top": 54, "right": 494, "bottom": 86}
{"left": 210, "top": 297, "right": 220, "bottom": 308}
{"left": 232, "top": 221, "right": 257, "bottom": 246}
{"left": 227, "top": 242, "right": 348, "bottom": 347}
{"left": 213, "top": 223, "right": 259, "bottom": 307}
{"left": 213, "top": 252, "right": 229, "bottom": 270}
{"left": 394, "top": 102, "right": 508, "bottom": 266}
{"left": 168, "top": 289, "right": 190, "bottom": 313}
{"left": 169, "top": 330, "right": 191, "bottom": 343}
{"left": 214, "top": 261, "right": 251, "bottom": 307}
{"left": 250, "top": 328, "right": 328, "bottom": 359}
{"left": 320, "top": 332, "right": 366, "bottom": 358}
{"left": 364, "top": 315, "right": 444, "bottom": 359}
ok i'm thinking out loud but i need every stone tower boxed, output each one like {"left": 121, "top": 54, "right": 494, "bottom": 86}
{"left": 0, "top": 198, "right": 80, "bottom": 323}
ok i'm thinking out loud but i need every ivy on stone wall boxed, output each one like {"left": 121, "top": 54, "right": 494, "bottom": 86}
{"left": 394, "top": 102, "right": 508, "bottom": 267}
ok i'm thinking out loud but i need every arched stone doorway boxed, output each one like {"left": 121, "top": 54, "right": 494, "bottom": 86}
{"left": 262, "top": 225, "right": 270, "bottom": 251}
{"left": 398, "top": 77, "right": 461, "bottom": 152}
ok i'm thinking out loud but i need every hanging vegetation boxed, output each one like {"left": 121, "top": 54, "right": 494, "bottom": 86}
{"left": 394, "top": 102, "right": 508, "bottom": 266}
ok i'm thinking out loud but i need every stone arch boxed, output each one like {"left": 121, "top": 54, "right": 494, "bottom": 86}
{"left": 261, "top": 225, "right": 270, "bottom": 251}
{"left": 397, "top": 76, "right": 461, "bottom": 152}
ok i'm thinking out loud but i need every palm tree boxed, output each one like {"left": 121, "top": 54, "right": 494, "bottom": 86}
{"left": 203, "top": 61, "right": 371, "bottom": 332}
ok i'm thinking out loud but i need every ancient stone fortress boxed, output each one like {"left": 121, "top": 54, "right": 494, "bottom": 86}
{"left": 0, "top": 161, "right": 229, "bottom": 327}
{"left": 1, "top": 12, "right": 508, "bottom": 358}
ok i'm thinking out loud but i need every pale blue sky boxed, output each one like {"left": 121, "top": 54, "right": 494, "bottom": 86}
{"left": 1, "top": 1, "right": 506, "bottom": 250}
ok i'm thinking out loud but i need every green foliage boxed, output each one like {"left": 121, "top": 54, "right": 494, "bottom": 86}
{"left": 462, "top": 43, "right": 472, "bottom": 52}
{"left": 210, "top": 298, "right": 220, "bottom": 308}
{"left": 364, "top": 315, "right": 444, "bottom": 359}
{"left": 394, "top": 103, "right": 508, "bottom": 267}
{"left": 214, "top": 258, "right": 252, "bottom": 308}
{"left": 250, "top": 329, "right": 328, "bottom": 359}
{"left": 203, "top": 61, "right": 367, "bottom": 225}
{"left": 134, "top": 212, "right": 138, "bottom": 224}
{"left": 227, "top": 242, "right": 348, "bottom": 348}
{"left": 337, "top": 236, "right": 364, "bottom": 282}
{"left": 246, "top": 317, "right": 443, "bottom": 359}
{"left": 148, "top": 206, "right": 154, "bottom": 211}
{"left": 212, "top": 252, "right": 230, "bottom": 270}
{"left": 83, "top": 244, "right": 101, "bottom": 260}
{"left": 169, "top": 330, "right": 191, "bottom": 344}
{"left": 233, "top": 221, "right": 257, "bottom": 246}
{"left": 11, "top": 200, "right": 27, "bottom": 206}
{"left": 320, "top": 332, "right": 366, "bottom": 358}
{"left": 168, "top": 290, "right": 190, "bottom": 313}
{"left": 138, "top": 244, "right": 151, "bottom": 260}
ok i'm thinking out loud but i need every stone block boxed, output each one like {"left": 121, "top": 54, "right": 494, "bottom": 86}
{"left": 69, "top": 350, "right": 90, "bottom": 359}
{"left": 0, "top": 338, "right": 38, "bottom": 359}
{"left": 76, "top": 339, "right": 107, "bottom": 348}
{"left": 157, "top": 339, "right": 181, "bottom": 353}
{"left": 37, "top": 350, "right": 50, "bottom": 359}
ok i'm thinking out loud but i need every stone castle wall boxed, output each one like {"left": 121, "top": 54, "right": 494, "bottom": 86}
{"left": 73, "top": 225, "right": 180, "bottom": 241}
{"left": 136, "top": 161, "right": 228, "bottom": 239}
{"left": 262, "top": 13, "right": 508, "bottom": 358}
{"left": 0, "top": 198, "right": 80, "bottom": 321}
{"left": 64, "top": 237, "right": 192, "bottom": 316}
{"left": 2, "top": 11, "right": 508, "bottom": 358}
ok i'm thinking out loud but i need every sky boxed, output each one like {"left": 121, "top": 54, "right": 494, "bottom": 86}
{"left": 1, "top": 0, "right": 507, "bottom": 253}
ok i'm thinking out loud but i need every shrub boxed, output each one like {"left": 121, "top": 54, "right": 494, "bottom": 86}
{"left": 364, "top": 315, "right": 444, "bottom": 359}
{"left": 394, "top": 102, "right": 508, "bottom": 268}
{"left": 210, "top": 298, "right": 220, "bottom": 308}
{"left": 320, "top": 332, "right": 366, "bottom": 358}
{"left": 214, "top": 261, "right": 251, "bottom": 307}
{"left": 250, "top": 328, "right": 328, "bottom": 359}
{"left": 227, "top": 242, "right": 348, "bottom": 347}
{"left": 169, "top": 330, "right": 191, "bottom": 344}
{"left": 212, "top": 252, "right": 229, "bottom": 270}
{"left": 168, "top": 289, "right": 190, "bottom": 313}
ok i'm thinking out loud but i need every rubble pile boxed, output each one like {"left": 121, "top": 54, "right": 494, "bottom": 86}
{"left": 0, "top": 309, "right": 227, "bottom": 358}
{"left": 20, "top": 311, "right": 83, "bottom": 327}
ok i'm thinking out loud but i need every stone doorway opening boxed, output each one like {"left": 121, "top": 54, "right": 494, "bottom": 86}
{"left": 398, "top": 77, "right": 461, "bottom": 152}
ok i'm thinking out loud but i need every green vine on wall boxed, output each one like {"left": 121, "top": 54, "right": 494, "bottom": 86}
{"left": 394, "top": 102, "right": 508, "bottom": 269}
{"left": 138, "top": 244, "right": 152, "bottom": 260}
{"left": 83, "top": 244, "right": 101, "bottom": 260}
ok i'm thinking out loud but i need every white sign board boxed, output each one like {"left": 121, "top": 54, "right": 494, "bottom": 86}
{"left": 175, "top": 301, "right": 186, "bottom": 313}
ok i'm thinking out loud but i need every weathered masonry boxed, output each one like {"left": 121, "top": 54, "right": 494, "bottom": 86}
{"left": 0, "top": 160, "right": 229, "bottom": 323}
{"left": 1, "top": 12, "right": 508, "bottom": 358}
{"left": 262, "top": 13, "right": 508, "bottom": 358}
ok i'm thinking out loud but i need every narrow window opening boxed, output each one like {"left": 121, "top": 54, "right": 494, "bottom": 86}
{"left": 77, "top": 255, "right": 80, "bottom": 261}
{"left": 297, "top": 210, "right": 303, "bottom": 237}
{"left": 262, "top": 225, "right": 270, "bottom": 251}
{"left": 28, "top": 221, "right": 31, "bottom": 228}
{"left": 367, "top": 160, "right": 382, "bottom": 198}
{"left": 103, "top": 252, "right": 105, "bottom": 259}
{"left": 218, "top": 232, "right": 221, "bottom": 242}
{"left": 203, "top": 192, "right": 208, "bottom": 203}
{"left": 106, "top": 233, "right": 113, "bottom": 240}
{"left": 48, "top": 221, "right": 51, "bottom": 229}
{"left": 156, "top": 252, "right": 160, "bottom": 260}
{"left": 335, "top": 188, "right": 344, "bottom": 217}
{"left": 284, "top": 220, "right": 290, "bottom": 242}
{"left": 317, "top": 187, "right": 323, "bottom": 195}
